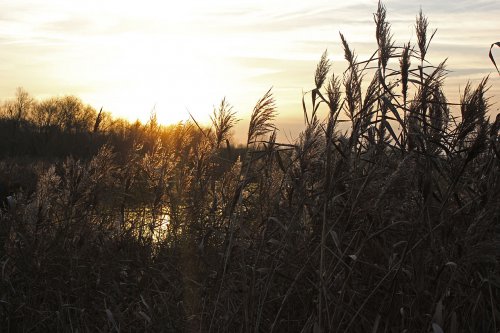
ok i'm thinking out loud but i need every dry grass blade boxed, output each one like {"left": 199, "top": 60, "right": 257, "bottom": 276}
{"left": 489, "top": 42, "right": 500, "bottom": 75}
{"left": 380, "top": 96, "right": 404, "bottom": 149}
{"left": 106, "top": 309, "right": 119, "bottom": 332}
{"left": 188, "top": 110, "right": 210, "bottom": 139}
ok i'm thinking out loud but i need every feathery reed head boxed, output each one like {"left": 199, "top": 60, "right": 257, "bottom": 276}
{"left": 315, "top": 50, "right": 331, "bottom": 90}
{"left": 210, "top": 98, "right": 238, "bottom": 148}
{"left": 400, "top": 43, "right": 411, "bottom": 103}
{"left": 339, "top": 32, "right": 356, "bottom": 67}
{"left": 326, "top": 74, "right": 342, "bottom": 116}
{"left": 460, "top": 77, "right": 489, "bottom": 125}
{"left": 415, "top": 9, "right": 436, "bottom": 62}
{"left": 374, "top": 1, "right": 394, "bottom": 72}
{"left": 247, "top": 88, "right": 277, "bottom": 145}
{"left": 429, "top": 85, "right": 449, "bottom": 142}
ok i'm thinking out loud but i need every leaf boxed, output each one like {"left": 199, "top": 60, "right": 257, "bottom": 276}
{"left": 312, "top": 88, "right": 317, "bottom": 112}
{"left": 268, "top": 238, "right": 282, "bottom": 246}
{"left": 2, "top": 258, "right": 9, "bottom": 280}
{"left": 275, "top": 151, "right": 286, "bottom": 172}
{"left": 371, "top": 313, "right": 381, "bottom": 333}
{"left": 432, "top": 299, "right": 443, "bottom": 328}
{"left": 269, "top": 217, "right": 287, "bottom": 230}
{"left": 313, "top": 322, "right": 322, "bottom": 333}
{"left": 138, "top": 311, "right": 152, "bottom": 324}
{"left": 392, "top": 241, "right": 407, "bottom": 248}
{"left": 489, "top": 42, "right": 500, "bottom": 76}
{"left": 302, "top": 93, "right": 309, "bottom": 126}
{"left": 140, "top": 294, "right": 150, "bottom": 311}
{"left": 106, "top": 309, "right": 119, "bottom": 332}
{"left": 384, "top": 119, "right": 403, "bottom": 149}
{"left": 330, "top": 230, "right": 341, "bottom": 251}
{"left": 445, "top": 261, "right": 457, "bottom": 268}
{"left": 432, "top": 323, "right": 444, "bottom": 333}
{"left": 381, "top": 95, "right": 404, "bottom": 127}
{"left": 450, "top": 311, "right": 458, "bottom": 333}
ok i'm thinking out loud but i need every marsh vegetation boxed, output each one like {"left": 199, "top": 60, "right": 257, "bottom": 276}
{"left": 0, "top": 3, "right": 499, "bottom": 332}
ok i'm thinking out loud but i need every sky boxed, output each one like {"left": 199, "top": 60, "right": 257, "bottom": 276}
{"left": 0, "top": 0, "right": 499, "bottom": 142}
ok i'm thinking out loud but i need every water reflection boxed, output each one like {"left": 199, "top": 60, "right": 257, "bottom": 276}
{"left": 119, "top": 207, "right": 172, "bottom": 242}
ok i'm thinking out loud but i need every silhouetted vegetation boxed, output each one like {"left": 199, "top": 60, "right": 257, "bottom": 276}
{"left": 0, "top": 4, "right": 499, "bottom": 332}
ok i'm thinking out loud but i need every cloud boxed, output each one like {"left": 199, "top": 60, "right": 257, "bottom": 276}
{"left": 0, "top": 0, "right": 498, "bottom": 127}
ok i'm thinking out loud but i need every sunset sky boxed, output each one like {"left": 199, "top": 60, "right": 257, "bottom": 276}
{"left": 0, "top": 0, "right": 498, "bottom": 141}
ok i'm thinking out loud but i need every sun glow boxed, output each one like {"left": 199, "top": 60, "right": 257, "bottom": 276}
{"left": 85, "top": 40, "right": 235, "bottom": 126}
{"left": 0, "top": 0, "right": 498, "bottom": 129}
{"left": 42, "top": 11, "right": 242, "bottom": 126}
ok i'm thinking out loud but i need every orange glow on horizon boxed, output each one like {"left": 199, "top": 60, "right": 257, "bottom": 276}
{"left": 0, "top": 0, "right": 498, "bottom": 134}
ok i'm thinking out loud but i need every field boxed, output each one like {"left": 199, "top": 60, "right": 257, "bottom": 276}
{"left": 0, "top": 4, "right": 499, "bottom": 332}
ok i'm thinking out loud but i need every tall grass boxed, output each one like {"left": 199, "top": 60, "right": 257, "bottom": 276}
{"left": 0, "top": 3, "right": 499, "bottom": 332}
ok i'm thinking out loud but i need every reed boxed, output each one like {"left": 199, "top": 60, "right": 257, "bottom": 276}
{"left": 0, "top": 3, "right": 498, "bottom": 332}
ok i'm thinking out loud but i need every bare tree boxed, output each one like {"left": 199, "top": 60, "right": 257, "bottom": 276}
{"left": 0, "top": 87, "right": 35, "bottom": 124}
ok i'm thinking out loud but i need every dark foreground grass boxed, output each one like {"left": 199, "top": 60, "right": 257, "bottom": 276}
{"left": 1, "top": 3, "right": 499, "bottom": 332}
